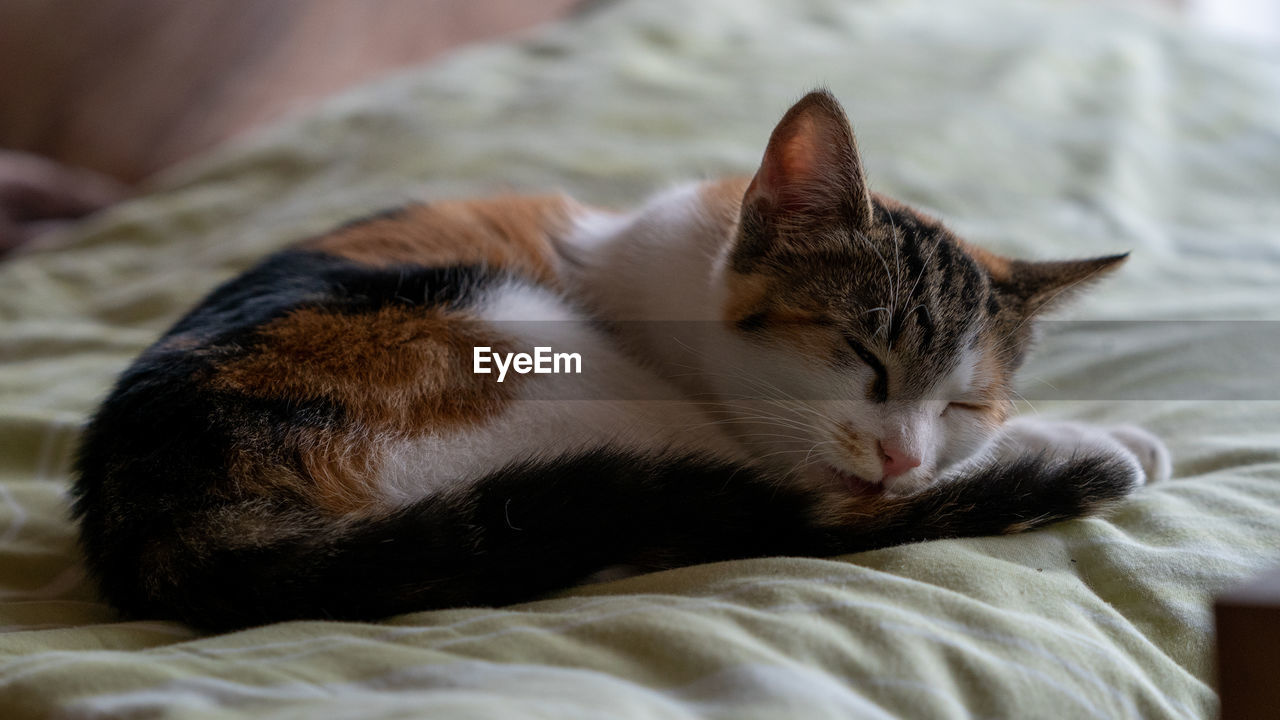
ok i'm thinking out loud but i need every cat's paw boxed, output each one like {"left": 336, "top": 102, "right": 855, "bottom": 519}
{"left": 1106, "top": 424, "right": 1171, "bottom": 485}
{"left": 996, "top": 418, "right": 1168, "bottom": 489}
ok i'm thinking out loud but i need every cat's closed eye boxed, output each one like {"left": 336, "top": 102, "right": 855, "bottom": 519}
{"left": 842, "top": 334, "right": 888, "bottom": 403}
{"left": 942, "top": 401, "right": 988, "bottom": 417}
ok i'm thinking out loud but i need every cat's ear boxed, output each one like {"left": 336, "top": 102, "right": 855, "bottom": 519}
{"left": 983, "top": 252, "right": 1129, "bottom": 315}
{"left": 734, "top": 90, "right": 874, "bottom": 267}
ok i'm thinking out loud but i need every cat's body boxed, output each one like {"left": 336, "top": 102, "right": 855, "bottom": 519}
{"left": 73, "top": 91, "right": 1169, "bottom": 631}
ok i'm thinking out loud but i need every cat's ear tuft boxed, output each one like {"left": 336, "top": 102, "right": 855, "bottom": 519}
{"left": 736, "top": 90, "right": 874, "bottom": 265}
{"left": 1001, "top": 253, "right": 1129, "bottom": 315}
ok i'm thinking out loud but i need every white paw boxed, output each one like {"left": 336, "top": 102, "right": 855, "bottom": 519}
{"left": 1107, "top": 425, "right": 1171, "bottom": 484}
{"left": 996, "top": 418, "right": 1169, "bottom": 487}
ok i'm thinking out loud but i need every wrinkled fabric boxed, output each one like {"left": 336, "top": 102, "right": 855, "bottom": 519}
{"left": 1, "top": 0, "right": 1278, "bottom": 717}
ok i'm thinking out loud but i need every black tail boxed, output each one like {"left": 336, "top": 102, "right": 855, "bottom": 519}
{"left": 78, "top": 449, "right": 1138, "bottom": 632}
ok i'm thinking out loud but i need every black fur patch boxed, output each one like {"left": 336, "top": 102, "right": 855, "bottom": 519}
{"left": 735, "top": 310, "right": 771, "bottom": 333}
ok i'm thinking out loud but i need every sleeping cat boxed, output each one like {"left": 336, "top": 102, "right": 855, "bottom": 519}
{"left": 72, "top": 90, "right": 1169, "bottom": 631}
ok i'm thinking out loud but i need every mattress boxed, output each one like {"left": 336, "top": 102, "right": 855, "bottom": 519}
{"left": 2, "top": 0, "right": 1278, "bottom": 717}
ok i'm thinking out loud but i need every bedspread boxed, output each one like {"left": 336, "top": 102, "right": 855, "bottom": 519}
{"left": 2, "top": 0, "right": 1279, "bottom": 717}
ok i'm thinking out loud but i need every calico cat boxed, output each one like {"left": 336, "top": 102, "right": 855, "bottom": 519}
{"left": 72, "top": 90, "right": 1169, "bottom": 631}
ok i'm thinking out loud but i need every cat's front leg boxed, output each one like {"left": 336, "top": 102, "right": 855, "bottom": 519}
{"left": 805, "top": 417, "right": 1170, "bottom": 555}
{"left": 991, "top": 417, "right": 1172, "bottom": 486}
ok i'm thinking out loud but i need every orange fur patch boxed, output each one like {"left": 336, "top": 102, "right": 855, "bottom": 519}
{"left": 296, "top": 431, "right": 380, "bottom": 515}
{"left": 306, "top": 195, "right": 576, "bottom": 286}
{"left": 770, "top": 311, "right": 842, "bottom": 358}
{"left": 722, "top": 270, "right": 772, "bottom": 328}
{"left": 723, "top": 267, "right": 836, "bottom": 356}
{"left": 213, "top": 305, "right": 518, "bottom": 513}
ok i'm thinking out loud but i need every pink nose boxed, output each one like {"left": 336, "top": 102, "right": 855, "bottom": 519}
{"left": 878, "top": 441, "right": 922, "bottom": 480}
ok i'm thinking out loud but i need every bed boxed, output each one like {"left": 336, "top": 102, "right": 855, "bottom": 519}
{"left": 2, "top": 0, "right": 1278, "bottom": 717}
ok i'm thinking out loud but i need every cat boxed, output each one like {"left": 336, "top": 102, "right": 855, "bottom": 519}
{"left": 72, "top": 90, "right": 1170, "bottom": 632}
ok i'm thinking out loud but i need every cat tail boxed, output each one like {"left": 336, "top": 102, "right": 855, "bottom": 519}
{"left": 811, "top": 451, "right": 1143, "bottom": 551}
{"left": 87, "top": 449, "right": 1138, "bottom": 632}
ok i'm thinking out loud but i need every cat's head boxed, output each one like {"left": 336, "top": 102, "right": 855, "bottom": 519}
{"left": 716, "top": 89, "right": 1126, "bottom": 496}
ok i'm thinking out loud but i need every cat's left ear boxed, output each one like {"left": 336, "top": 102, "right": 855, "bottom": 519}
{"left": 734, "top": 90, "right": 874, "bottom": 268}
{"left": 977, "top": 249, "right": 1129, "bottom": 315}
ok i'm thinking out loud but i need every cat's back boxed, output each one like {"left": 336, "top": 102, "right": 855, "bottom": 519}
{"left": 72, "top": 194, "right": 732, "bottom": 615}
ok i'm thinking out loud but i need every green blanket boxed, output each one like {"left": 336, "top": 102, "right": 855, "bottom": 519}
{"left": 2, "top": 0, "right": 1278, "bottom": 717}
